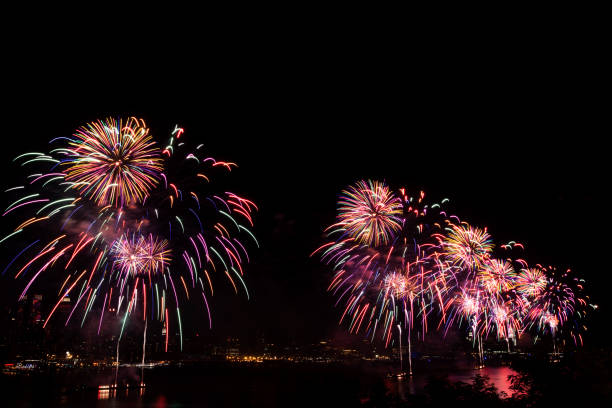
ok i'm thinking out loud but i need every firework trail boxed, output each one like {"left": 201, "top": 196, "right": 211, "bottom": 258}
{"left": 522, "top": 266, "right": 591, "bottom": 348}
{"left": 314, "top": 179, "right": 594, "bottom": 368}
{"left": 313, "top": 180, "right": 457, "bottom": 374}
{"left": 1, "top": 118, "right": 258, "bottom": 354}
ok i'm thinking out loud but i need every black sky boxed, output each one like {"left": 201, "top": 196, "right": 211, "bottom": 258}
{"left": 1, "top": 31, "right": 608, "bottom": 347}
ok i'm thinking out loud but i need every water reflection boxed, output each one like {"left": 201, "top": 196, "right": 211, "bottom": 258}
{"left": 5, "top": 363, "right": 521, "bottom": 407}
{"left": 97, "top": 384, "right": 144, "bottom": 400}
{"left": 97, "top": 387, "right": 112, "bottom": 400}
{"left": 448, "top": 366, "right": 516, "bottom": 397}
{"left": 386, "top": 366, "right": 518, "bottom": 399}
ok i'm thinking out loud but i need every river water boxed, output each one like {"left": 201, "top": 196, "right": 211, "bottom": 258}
{"left": 387, "top": 365, "right": 517, "bottom": 399}
{"left": 2, "top": 362, "right": 519, "bottom": 407}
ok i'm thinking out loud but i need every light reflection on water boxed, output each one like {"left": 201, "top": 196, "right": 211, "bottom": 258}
{"left": 387, "top": 366, "right": 518, "bottom": 399}
{"left": 92, "top": 367, "right": 518, "bottom": 404}
{"left": 97, "top": 386, "right": 145, "bottom": 400}
{"left": 449, "top": 366, "right": 516, "bottom": 396}
{"left": 97, "top": 387, "right": 111, "bottom": 400}
{"left": 5, "top": 364, "right": 521, "bottom": 407}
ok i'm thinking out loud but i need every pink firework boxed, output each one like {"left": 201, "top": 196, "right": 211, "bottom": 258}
{"left": 383, "top": 271, "right": 419, "bottom": 299}
{"left": 111, "top": 233, "right": 171, "bottom": 279}
{"left": 543, "top": 311, "right": 559, "bottom": 331}
{"left": 461, "top": 292, "right": 480, "bottom": 317}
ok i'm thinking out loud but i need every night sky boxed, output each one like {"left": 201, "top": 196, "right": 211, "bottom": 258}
{"left": 1, "top": 42, "right": 608, "bottom": 349}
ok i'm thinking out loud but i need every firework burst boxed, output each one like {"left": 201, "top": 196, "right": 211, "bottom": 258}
{"left": 314, "top": 182, "right": 453, "bottom": 356}
{"left": 1, "top": 118, "right": 258, "bottom": 352}
{"left": 111, "top": 233, "right": 171, "bottom": 279}
{"left": 439, "top": 223, "right": 493, "bottom": 271}
{"left": 314, "top": 179, "right": 593, "bottom": 362}
{"left": 335, "top": 180, "right": 402, "bottom": 247}
{"left": 516, "top": 267, "right": 547, "bottom": 298}
{"left": 62, "top": 117, "right": 163, "bottom": 208}
{"left": 478, "top": 259, "right": 516, "bottom": 294}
